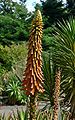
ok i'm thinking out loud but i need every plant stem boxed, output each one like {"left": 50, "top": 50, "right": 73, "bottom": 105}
{"left": 53, "top": 68, "right": 61, "bottom": 120}
{"left": 30, "top": 94, "right": 37, "bottom": 120}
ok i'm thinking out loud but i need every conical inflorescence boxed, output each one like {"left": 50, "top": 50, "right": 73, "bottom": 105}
{"left": 22, "top": 10, "right": 44, "bottom": 96}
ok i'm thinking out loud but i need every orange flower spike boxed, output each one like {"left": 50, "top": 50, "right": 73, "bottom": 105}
{"left": 22, "top": 10, "right": 44, "bottom": 95}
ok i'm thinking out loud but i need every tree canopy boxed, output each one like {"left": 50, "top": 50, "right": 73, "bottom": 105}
{"left": 41, "top": 0, "right": 66, "bottom": 27}
{"left": 0, "top": 0, "right": 31, "bottom": 45}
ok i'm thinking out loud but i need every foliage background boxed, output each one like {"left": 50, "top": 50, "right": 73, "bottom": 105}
{"left": 0, "top": 0, "right": 75, "bottom": 118}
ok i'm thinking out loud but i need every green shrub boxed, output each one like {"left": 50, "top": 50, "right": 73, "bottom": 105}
{"left": 0, "top": 42, "right": 27, "bottom": 96}
{"left": 0, "top": 42, "right": 27, "bottom": 71}
{"left": 42, "top": 27, "right": 54, "bottom": 51}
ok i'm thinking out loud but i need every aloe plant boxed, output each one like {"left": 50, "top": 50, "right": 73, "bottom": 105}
{"left": 0, "top": 110, "right": 52, "bottom": 120}
{"left": 6, "top": 74, "right": 27, "bottom": 105}
{"left": 0, "top": 113, "right": 12, "bottom": 120}
{"left": 22, "top": 10, "right": 44, "bottom": 120}
{"left": 0, "top": 109, "right": 71, "bottom": 120}
{"left": 36, "top": 110, "right": 53, "bottom": 120}
{"left": 12, "top": 109, "right": 28, "bottom": 120}
{"left": 0, "top": 109, "right": 28, "bottom": 120}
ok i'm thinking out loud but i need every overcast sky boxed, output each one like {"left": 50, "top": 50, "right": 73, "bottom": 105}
{"left": 13, "top": 0, "right": 66, "bottom": 12}
{"left": 26, "top": 0, "right": 66, "bottom": 11}
{"left": 26, "top": 0, "right": 41, "bottom": 11}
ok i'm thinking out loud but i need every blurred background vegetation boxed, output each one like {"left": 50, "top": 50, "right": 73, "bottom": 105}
{"left": 0, "top": 0, "right": 75, "bottom": 119}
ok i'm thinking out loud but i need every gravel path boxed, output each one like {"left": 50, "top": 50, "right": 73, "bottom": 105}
{"left": 0, "top": 101, "right": 50, "bottom": 116}
{"left": 0, "top": 105, "right": 26, "bottom": 116}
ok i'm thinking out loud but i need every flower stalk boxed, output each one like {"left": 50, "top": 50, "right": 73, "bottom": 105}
{"left": 53, "top": 68, "right": 61, "bottom": 120}
{"left": 22, "top": 10, "right": 44, "bottom": 120}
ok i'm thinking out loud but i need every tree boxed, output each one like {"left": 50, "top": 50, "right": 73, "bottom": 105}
{"left": 0, "top": 15, "right": 29, "bottom": 45}
{"left": 19, "top": 0, "right": 26, "bottom": 4}
{"left": 0, "top": 0, "right": 31, "bottom": 45}
{"left": 41, "top": 0, "right": 65, "bottom": 27}
{"left": 0, "top": 0, "right": 15, "bottom": 15}
{"left": 66, "top": 0, "right": 75, "bottom": 16}
{"left": 35, "top": 3, "right": 42, "bottom": 11}
{"left": 0, "top": 0, "right": 27, "bottom": 15}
